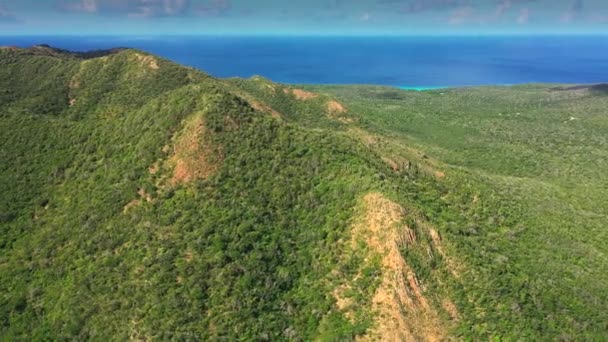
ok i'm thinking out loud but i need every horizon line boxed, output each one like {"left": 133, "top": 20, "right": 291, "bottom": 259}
{"left": 2, "top": 32, "right": 608, "bottom": 37}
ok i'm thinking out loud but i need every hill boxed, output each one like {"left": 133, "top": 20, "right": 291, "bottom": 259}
{"left": 1, "top": 46, "right": 607, "bottom": 340}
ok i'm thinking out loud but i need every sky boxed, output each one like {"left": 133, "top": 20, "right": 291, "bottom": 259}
{"left": 0, "top": 0, "right": 607, "bottom": 35}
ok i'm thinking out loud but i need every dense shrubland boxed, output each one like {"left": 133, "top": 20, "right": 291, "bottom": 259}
{"left": 1, "top": 46, "right": 607, "bottom": 340}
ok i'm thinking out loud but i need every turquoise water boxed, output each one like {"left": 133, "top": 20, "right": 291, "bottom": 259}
{"left": 399, "top": 86, "right": 448, "bottom": 91}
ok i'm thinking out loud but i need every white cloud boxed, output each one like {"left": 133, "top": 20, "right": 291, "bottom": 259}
{"left": 517, "top": 7, "right": 529, "bottom": 24}
{"left": 448, "top": 7, "right": 474, "bottom": 25}
{"left": 57, "top": 0, "right": 191, "bottom": 17}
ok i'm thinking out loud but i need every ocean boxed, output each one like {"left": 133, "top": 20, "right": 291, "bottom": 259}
{"left": 3, "top": 35, "right": 608, "bottom": 88}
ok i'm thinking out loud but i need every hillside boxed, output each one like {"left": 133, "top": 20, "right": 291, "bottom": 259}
{"left": 1, "top": 46, "right": 607, "bottom": 340}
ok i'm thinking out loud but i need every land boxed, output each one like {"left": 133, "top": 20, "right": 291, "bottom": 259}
{"left": 1, "top": 45, "right": 607, "bottom": 340}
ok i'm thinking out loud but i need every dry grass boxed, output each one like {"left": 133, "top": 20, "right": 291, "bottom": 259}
{"left": 347, "top": 193, "right": 449, "bottom": 342}
{"left": 442, "top": 299, "right": 460, "bottom": 320}
{"left": 148, "top": 161, "right": 160, "bottom": 175}
{"left": 184, "top": 251, "right": 194, "bottom": 263}
{"left": 417, "top": 219, "right": 464, "bottom": 280}
{"left": 0, "top": 46, "right": 21, "bottom": 51}
{"left": 122, "top": 188, "right": 153, "bottom": 213}
{"left": 122, "top": 199, "right": 141, "bottom": 214}
{"left": 248, "top": 99, "right": 282, "bottom": 119}
{"left": 383, "top": 157, "right": 401, "bottom": 172}
{"left": 347, "top": 127, "right": 450, "bottom": 180}
{"left": 134, "top": 53, "right": 160, "bottom": 70}
{"left": 348, "top": 128, "right": 381, "bottom": 147}
{"left": 284, "top": 88, "right": 319, "bottom": 100}
{"left": 327, "top": 100, "right": 354, "bottom": 123}
{"left": 327, "top": 100, "right": 347, "bottom": 114}
{"left": 333, "top": 284, "right": 355, "bottom": 320}
{"left": 168, "top": 115, "right": 221, "bottom": 185}
{"left": 228, "top": 86, "right": 283, "bottom": 119}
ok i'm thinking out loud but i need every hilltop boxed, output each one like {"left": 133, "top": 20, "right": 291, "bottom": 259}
{"left": 1, "top": 46, "right": 607, "bottom": 340}
{"left": 1, "top": 44, "right": 128, "bottom": 59}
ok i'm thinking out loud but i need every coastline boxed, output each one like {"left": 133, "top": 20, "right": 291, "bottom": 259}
{"left": 399, "top": 86, "right": 448, "bottom": 91}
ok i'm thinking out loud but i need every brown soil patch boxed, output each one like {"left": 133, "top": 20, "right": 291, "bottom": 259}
{"left": 68, "top": 75, "right": 81, "bottom": 107}
{"left": 184, "top": 251, "right": 194, "bottom": 263}
{"left": 383, "top": 157, "right": 401, "bottom": 172}
{"left": 327, "top": 100, "right": 347, "bottom": 114}
{"left": 333, "top": 285, "right": 354, "bottom": 312}
{"left": 69, "top": 77, "right": 80, "bottom": 90}
{"left": 442, "top": 299, "right": 460, "bottom": 320}
{"left": 249, "top": 99, "right": 282, "bottom": 119}
{"left": 327, "top": 100, "right": 354, "bottom": 123}
{"left": 148, "top": 162, "right": 160, "bottom": 175}
{"left": 351, "top": 193, "right": 447, "bottom": 342}
{"left": 228, "top": 86, "right": 282, "bottom": 119}
{"left": 137, "top": 188, "right": 152, "bottom": 203}
{"left": 123, "top": 199, "right": 141, "bottom": 214}
{"left": 122, "top": 188, "right": 153, "bottom": 213}
{"left": 284, "top": 88, "right": 318, "bottom": 100}
{"left": 135, "top": 53, "right": 160, "bottom": 70}
{"left": 129, "top": 318, "right": 150, "bottom": 341}
{"left": 348, "top": 128, "right": 380, "bottom": 147}
{"left": 429, "top": 227, "right": 442, "bottom": 249}
{"left": 169, "top": 115, "right": 221, "bottom": 185}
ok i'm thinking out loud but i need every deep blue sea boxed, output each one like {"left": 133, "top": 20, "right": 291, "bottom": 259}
{"left": 3, "top": 36, "right": 608, "bottom": 88}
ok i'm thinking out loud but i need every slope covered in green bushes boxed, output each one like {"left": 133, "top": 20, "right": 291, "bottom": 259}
{"left": 1, "top": 46, "right": 606, "bottom": 340}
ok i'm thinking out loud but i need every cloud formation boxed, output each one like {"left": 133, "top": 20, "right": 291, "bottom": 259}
{"left": 0, "top": 4, "right": 18, "bottom": 22}
{"left": 9, "top": 0, "right": 604, "bottom": 34}
{"left": 193, "top": 0, "right": 231, "bottom": 17}
{"left": 372, "top": 0, "right": 549, "bottom": 26}
{"left": 375, "top": 0, "right": 473, "bottom": 14}
{"left": 494, "top": 0, "right": 539, "bottom": 16}
{"left": 448, "top": 6, "right": 474, "bottom": 25}
{"left": 51, "top": 0, "right": 602, "bottom": 26}
{"left": 57, "top": 0, "right": 193, "bottom": 17}
{"left": 441, "top": 0, "right": 540, "bottom": 25}
{"left": 562, "top": 0, "right": 584, "bottom": 22}
{"left": 517, "top": 7, "right": 530, "bottom": 24}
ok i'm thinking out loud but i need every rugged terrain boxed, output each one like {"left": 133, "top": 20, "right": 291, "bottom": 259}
{"left": 1, "top": 45, "right": 607, "bottom": 340}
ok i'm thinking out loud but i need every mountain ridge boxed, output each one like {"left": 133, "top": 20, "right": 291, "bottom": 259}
{"left": 1, "top": 46, "right": 607, "bottom": 340}
{"left": 1, "top": 44, "right": 130, "bottom": 59}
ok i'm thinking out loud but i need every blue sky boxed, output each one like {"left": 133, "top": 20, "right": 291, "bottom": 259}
{"left": 0, "top": 0, "right": 607, "bottom": 35}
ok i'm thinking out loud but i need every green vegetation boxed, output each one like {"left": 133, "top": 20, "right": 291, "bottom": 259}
{"left": 304, "top": 83, "right": 608, "bottom": 339}
{"left": 1, "top": 46, "right": 607, "bottom": 340}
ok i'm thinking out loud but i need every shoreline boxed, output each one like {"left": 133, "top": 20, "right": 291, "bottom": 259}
{"left": 399, "top": 86, "right": 449, "bottom": 91}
